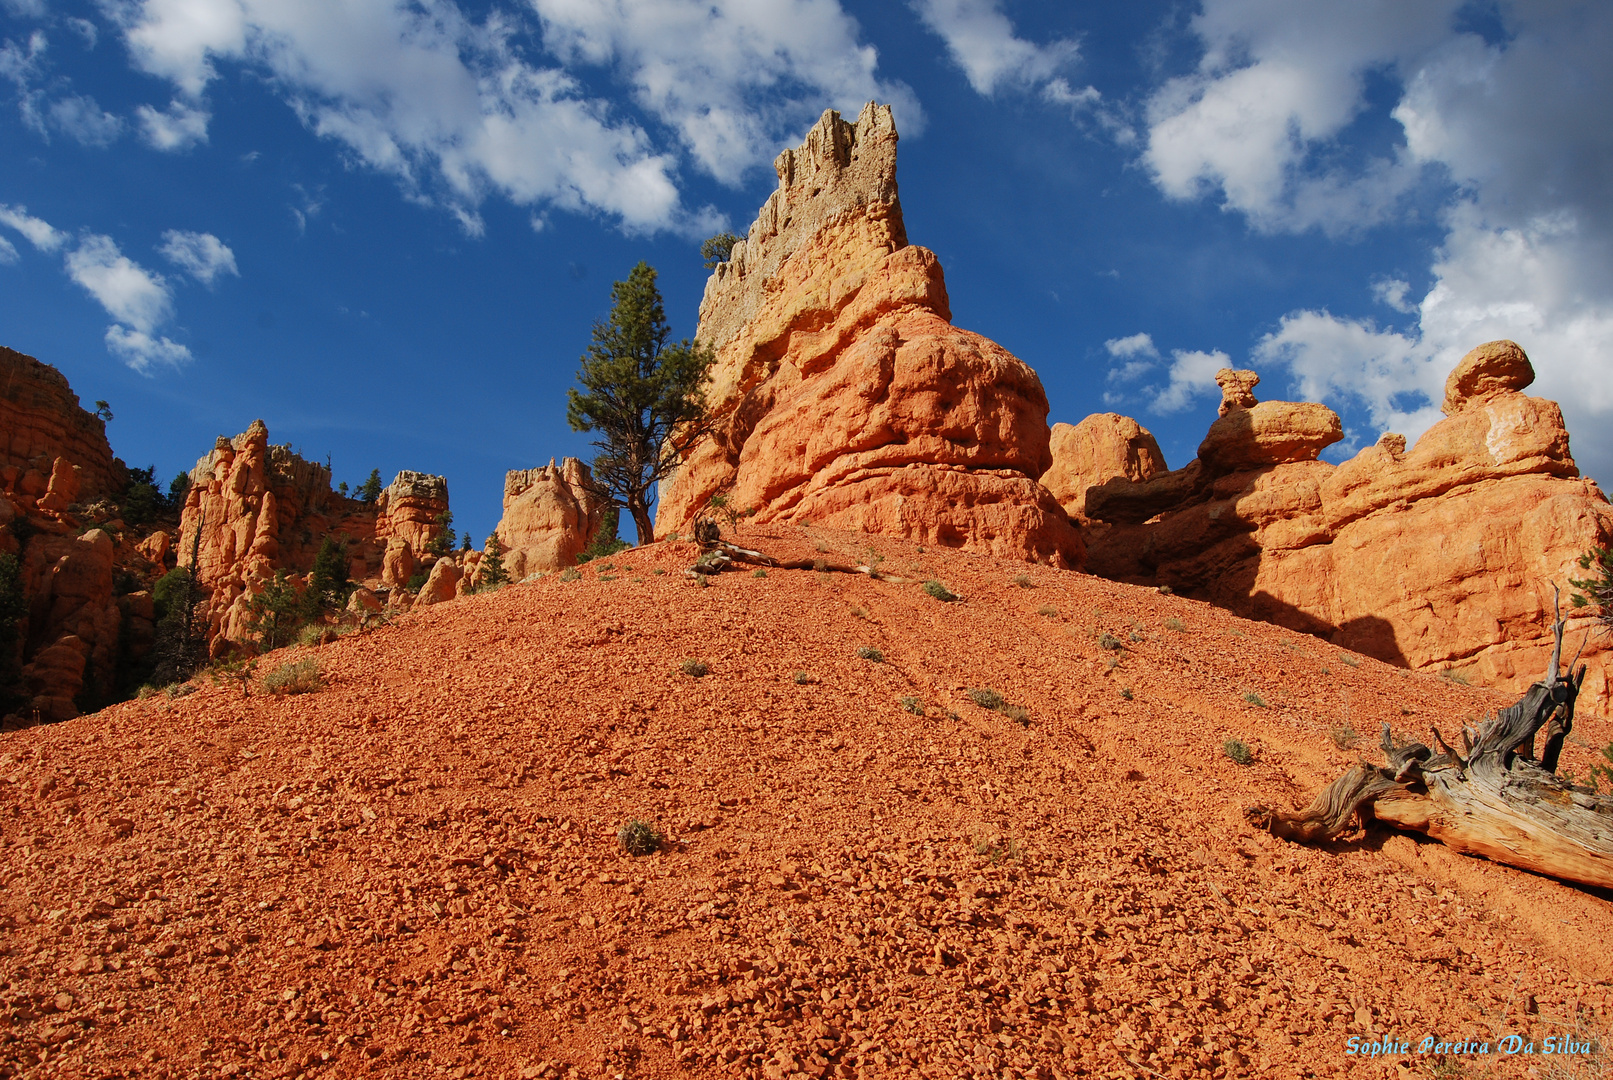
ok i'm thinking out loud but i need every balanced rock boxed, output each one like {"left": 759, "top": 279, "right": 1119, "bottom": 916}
{"left": 1041, "top": 415, "right": 1167, "bottom": 523}
{"left": 1071, "top": 347, "right": 1613, "bottom": 712}
{"left": 655, "top": 104, "right": 1081, "bottom": 567}
{"left": 495, "top": 458, "right": 608, "bottom": 579}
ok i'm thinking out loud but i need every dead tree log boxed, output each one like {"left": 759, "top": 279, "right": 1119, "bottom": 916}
{"left": 684, "top": 518, "right": 913, "bottom": 583}
{"left": 1250, "top": 596, "right": 1613, "bottom": 890}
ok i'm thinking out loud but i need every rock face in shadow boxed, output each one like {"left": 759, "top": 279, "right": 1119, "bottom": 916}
{"left": 1, "top": 346, "right": 123, "bottom": 504}
{"left": 1062, "top": 344, "right": 1613, "bottom": 711}
{"left": 655, "top": 104, "right": 1082, "bottom": 568}
{"left": 1041, "top": 414, "right": 1168, "bottom": 525}
{"left": 178, "top": 421, "right": 450, "bottom": 651}
{"left": 495, "top": 458, "right": 609, "bottom": 579}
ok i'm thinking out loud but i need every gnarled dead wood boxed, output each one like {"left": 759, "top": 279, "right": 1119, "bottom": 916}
{"left": 1252, "top": 594, "right": 1613, "bottom": 890}
{"left": 684, "top": 519, "right": 914, "bottom": 583}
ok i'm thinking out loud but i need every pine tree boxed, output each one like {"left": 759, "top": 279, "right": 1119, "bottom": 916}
{"left": 426, "top": 510, "right": 455, "bottom": 557}
{"left": 1571, "top": 546, "right": 1613, "bottom": 635}
{"left": 480, "top": 534, "right": 509, "bottom": 590}
{"left": 248, "top": 570, "right": 304, "bottom": 650}
{"left": 150, "top": 519, "right": 208, "bottom": 685}
{"left": 576, "top": 507, "right": 630, "bottom": 564}
{"left": 567, "top": 262, "right": 715, "bottom": 545}
{"left": 302, "top": 536, "right": 352, "bottom": 617}
{"left": 359, "top": 469, "right": 384, "bottom": 505}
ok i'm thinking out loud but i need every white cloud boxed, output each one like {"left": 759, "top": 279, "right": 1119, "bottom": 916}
{"left": 158, "top": 229, "right": 238, "bottom": 285}
{"left": 64, "top": 233, "right": 175, "bottom": 333}
{"left": 66, "top": 18, "right": 98, "bottom": 49}
{"left": 1370, "top": 277, "right": 1415, "bottom": 314}
{"left": 136, "top": 98, "right": 209, "bottom": 150}
{"left": 1105, "top": 332, "right": 1159, "bottom": 359}
{"left": 0, "top": 30, "right": 48, "bottom": 134}
{"left": 532, "top": 0, "right": 921, "bottom": 186}
{"left": 49, "top": 93, "right": 123, "bottom": 145}
{"left": 1, "top": 0, "right": 46, "bottom": 18}
{"left": 0, "top": 203, "right": 67, "bottom": 251}
{"left": 105, "top": 326, "right": 192, "bottom": 372}
{"left": 1150, "top": 348, "right": 1229, "bottom": 414}
{"left": 1142, "top": 0, "right": 1462, "bottom": 234}
{"left": 0, "top": 235, "right": 17, "bottom": 264}
{"left": 908, "top": 0, "right": 1077, "bottom": 96}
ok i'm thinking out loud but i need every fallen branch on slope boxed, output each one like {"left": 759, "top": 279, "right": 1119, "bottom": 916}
{"left": 684, "top": 518, "right": 914, "bottom": 583}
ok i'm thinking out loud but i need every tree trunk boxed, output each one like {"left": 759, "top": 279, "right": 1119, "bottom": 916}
{"left": 1251, "top": 604, "right": 1613, "bottom": 890}
{"left": 627, "top": 496, "right": 655, "bottom": 548}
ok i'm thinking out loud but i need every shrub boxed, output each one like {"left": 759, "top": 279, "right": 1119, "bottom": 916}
{"left": 559, "top": 568, "right": 582, "bottom": 582}
{"left": 1001, "top": 704, "right": 1030, "bottom": 726}
{"left": 302, "top": 535, "right": 352, "bottom": 616}
{"left": 1037, "top": 606, "right": 1059, "bottom": 619}
{"left": 1098, "top": 632, "right": 1123, "bottom": 651}
{"left": 426, "top": 509, "right": 455, "bottom": 558}
{"left": 246, "top": 570, "right": 304, "bottom": 651}
{"left": 700, "top": 231, "right": 742, "bottom": 269}
{"left": 900, "top": 696, "right": 924, "bottom": 716}
{"left": 1441, "top": 668, "right": 1472, "bottom": 686}
{"left": 967, "top": 688, "right": 1004, "bottom": 710}
{"left": 1012, "top": 574, "right": 1034, "bottom": 588}
{"left": 406, "top": 570, "right": 430, "bottom": 592}
{"left": 679, "top": 659, "right": 709, "bottom": 677}
{"left": 752, "top": 569, "right": 767, "bottom": 578}
{"left": 1164, "top": 617, "right": 1185, "bottom": 631}
{"left": 1341, "top": 654, "right": 1360, "bottom": 668}
{"left": 263, "top": 657, "right": 322, "bottom": 695}
{"left": 856, "top": 645, "right": 884, "bottom": 662}
{"left": 1244, "top": 691, "right": 1268, "bottom": 708}
{"left": 0, "top": 553, "right": 27, "bottom": 713}
{"left": 922, "top": 580, "right": 958, "bottom": 602}
{"left": 652, "top": 568, "right": 666, "bottom": 576}
{"left": 793, "top": 671, "right": 813, "bottom": 685}
{"left": 1120, "top": 686, "right": 1134, "bottom": 700}
{"left": 850, "top": 606, "right": 868, "bottom": 619}
{"left": 297, "top": 623, "right": 327, "bottom": 648}
{"left": 1223, "top": 739, "right": 1254, "bottom": 765}
{"left": 618, "top": 819, "right": 663, "bottom": 856}
{"left": 1329, "top": 722, "right": 1358, "bottom": 749}
{"left": 1570, "top": 546, "right": 1613, "bottom": 633}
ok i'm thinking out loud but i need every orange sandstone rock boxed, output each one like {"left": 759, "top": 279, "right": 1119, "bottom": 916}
{"left": 1040, "top": 415, "right": 1167, "bottom": 523}
{"left": 495, "top": 458, "right": 608, "bottom": 579}
{"left": 1072, "top": 343, "right": 1613, "bottom": 711}
{"left": 0, "top": 346, "right": 123, "bottom": 502}
{"left": 656, "top": 104, "right": 1081, "bottom": 567}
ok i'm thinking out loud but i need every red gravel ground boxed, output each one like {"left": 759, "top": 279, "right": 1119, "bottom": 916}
{"left": 3, "top": 524, "right": 1611, "bottom": 1080}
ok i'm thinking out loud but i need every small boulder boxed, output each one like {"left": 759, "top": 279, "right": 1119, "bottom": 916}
{"left": 1441, "top": 339, "right": 1534, "bottom": 415}
{"left": 416, "top": 558, "right": 460, "bottom": 606}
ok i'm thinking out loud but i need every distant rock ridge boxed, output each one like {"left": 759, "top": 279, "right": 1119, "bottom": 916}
{"left": 657, "top": 103, "right": 1082, "bottom": 567}
{"left": 1048, "top": 341, "right": 1613, "bottom": 712}
{"left": 179, "top": 421, "right": 450, "bottom": 649}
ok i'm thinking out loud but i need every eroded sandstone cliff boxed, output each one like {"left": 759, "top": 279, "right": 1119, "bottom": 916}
{"left": 1054, "top": 342, "right": 1613, "bottom": 710}
{"left": 656, "top": 104, "right": 1081, "bottom": 567}
{"left": 495, "top": 457, "right": 609, "bottom": 579}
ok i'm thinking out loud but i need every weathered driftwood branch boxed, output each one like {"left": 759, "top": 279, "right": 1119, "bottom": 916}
{"left": 684, "top": 518, "right": 913, "bottom": 583}
{"left": 1250, "top": 597, "right": 1613, "bottom": 890}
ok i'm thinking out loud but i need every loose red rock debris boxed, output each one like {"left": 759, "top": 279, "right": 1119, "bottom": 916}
{"left": 2, "top": 526, "right": 1610, "bottom": 1079}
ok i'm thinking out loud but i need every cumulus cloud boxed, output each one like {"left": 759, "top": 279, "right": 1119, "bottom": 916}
{"left": 1148, "top": 1, "right": 1613, "bottom": 483}
{"left": 532, "top": 0, "right": 920, "bottom": 186}
{"left": 0, "top": 203, "right": 68, "bottom": 251}
{"left": 1150, "top": 348, "right": 1229, "bottom": 414}
{"left": 158, "top": 229, "right": 238, "bottom": 285}
{"left": 49, "top": 93, "right": 123, "bottom": 145}
{"left": 1104, "top": 332, "right": 1160, "bottom": 382}
{"left": 136, "top": 98, "right": 209, "bottom": 150}
{"left": 104, "top": 0, "right": 915, "bottom": 231}
{"left": 105, "top": 326, "right": 193, "bottom": 371}
{"left": 908, "top": 0, "right": 1077, "bottom": 96}
{"left": 65, "top": 234, "right": 175, "bottom": 333}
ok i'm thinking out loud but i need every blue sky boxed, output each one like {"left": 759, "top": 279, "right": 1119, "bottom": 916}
{"left": 2, "top": 0, "right": 1609, "bottom": 547}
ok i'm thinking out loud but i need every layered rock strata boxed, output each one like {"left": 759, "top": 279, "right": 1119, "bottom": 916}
{"left": 178, "top": 422, "right": 450, "bottom": 649}
{"left": 1058, "top": 343, "right": 1613, "bottom": 711}
{"left": 1, "top": 346, "right": 123, "bottom": 504}
{"left": 495, "top": 458, "right": 609, "bottom": 579}
{"left": 655, "top": 104, "right": 1082, "bottom": 567}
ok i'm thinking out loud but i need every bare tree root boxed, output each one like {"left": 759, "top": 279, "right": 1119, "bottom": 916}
{"left": 1254, "top": 590, "right": 1613, "bottom": 890}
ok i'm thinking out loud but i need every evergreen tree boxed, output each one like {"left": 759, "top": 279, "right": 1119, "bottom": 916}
{"left": 480, "top": 534, "right": 509, "bottom": 590}
{"left": 426, "top": 510, "right": 455, "bottom": 557}
{"left": 701, "top": 232, "right": 742, "bottom": 269}
{"left": 302, "top": 536, "right": 352, "bottom": 617}
{"left": 248, "top": 570, "right": 304, "bottom": 650}
{"left": 1571, "top": 546, "right": 1613, "bottom": 635}
{"left": 150, "top": 522, "right": 208, "bottom": 685}
{"left": 121, "top": 465, "right": 162, "bottom": 525}
{"left": 576, "top": 507, "right": 630, "bottom": 564}
{"left": 167, "top": 471, "right": 191, "bottom": 512}
{"left": 0, "top": 553, "right": 27, "bottom": 715}
{"left": 567, "top": 262, "right": 716, "bottom": 545}
{"left": 359, "top": 469, "right": 384, "bottom": 505}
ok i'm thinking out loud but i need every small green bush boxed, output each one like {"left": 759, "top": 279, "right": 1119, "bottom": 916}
{"left": 559, "top": 568, "right": 582, "bottom": 582}
{"left": 1341, "top": 654, "right": 1360, "bottom": 668}
{"left": 652, "top": 568, "right": 666, "bottom": 576}
{"left": 1329, "top": 722, "right": 1358, "bottom": 749}
{"left": 967, "top": 688, "right": 1005, "bottom": 710}
{"left": 1164, "top": 617, "right": 1185, "bottom": 631}
{"left": 856, "top": 646, "right": 884, "bottom": 662}
{"left": 793, "top": 671, "right": 813, "bottom": 685}
{"left": 1098, "top": 632, "right": 1123, "bottom": 651}
{"left": 618, "top": 819, "right": 662, "bottom": 857}
{"left": 900, "top": 696, "right": 924, "bottom": 716}
{"left": 1120, "top": 686, "right": 1134, "bottom": 700}
{"left": 1012, "top": 574, "right": 1034, "bottom": 588}
{"left": 1037, "top": 606, "right": 1058, "bottom": 619}
{"left": 752, "top": 569, "right": 767, "bottom": 578}
{"left": 850, "top": 606, "right": 868, "bottom": 619}
{"left": 297, "top": 623, "right": 327, "bottom": 648}
{"left": 1244, "top": 691, "right": 1268, "bottom": 708}
{"left": 922, "top": 580, "right": 959, "bottom": 602}
{"left": 1223, "top": 739, "right": 1254, "bottom": 765}
{"left": 263, "top": 657, "right": 322, "bottom": 695}
{"left": 679, "top": 659, "right": 709, "bottom": 677}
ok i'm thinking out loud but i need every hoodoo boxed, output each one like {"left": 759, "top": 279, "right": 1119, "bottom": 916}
{"left": 1053, "top": 342, "right": 1613, "bottom": 711}
{"left": 494, "top": 457, "right": 611, "bottom": 578}
{"left": 656, "top": 104, "right": 1082, "bottom": 568}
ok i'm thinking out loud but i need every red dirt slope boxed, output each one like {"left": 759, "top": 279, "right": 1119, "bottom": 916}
{"left": 3, "top": 525, "right": 1611, "bottom": 1080}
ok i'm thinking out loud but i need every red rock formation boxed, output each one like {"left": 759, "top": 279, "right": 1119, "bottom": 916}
{"left": 1, "top": 346, "right": 123, "bottom": 505}
{"left": 655, "top": 104, "right": 1081, "bottom": 567}
{"left": 1066, "top": 342, "right": 1613, "bottom": 711}
{"left": 1041, "top": 415, "right": 1167, "bottom": 524}
{"left": 495, "top": 458, "right": 608, "bottom": 579}
{"left": 178, "top": 421, "right": 449, "bottom": 651}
